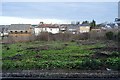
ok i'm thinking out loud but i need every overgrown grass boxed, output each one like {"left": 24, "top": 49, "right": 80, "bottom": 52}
{"left": 2, "top": 40, "right": 119, "bottom": 70}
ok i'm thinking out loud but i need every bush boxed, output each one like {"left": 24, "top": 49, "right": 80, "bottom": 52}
{"left": 36, "top": 32, "right": 50, "bottom": 41}
{"left": 118, "top": 31, "right": 120, "bottom": 41}
{"left": 81, "top": 58, "right": 102, "bottom": 70}
{"left": 115, "top": 31, "right": 120, "bottom": 42}
{"left": 105, "top": 31, "right": 114, "bottom": 40}
{"left": 110, "top": 51, "right": 120, "bottom": 57}
{"left": 106, "top": 57, "right": 120, "bottom": 70}
{"left": 79, "top": 33, "right": 90, "bottom": 40}
{"left": 36, "top": 32, "right": 91, "bottom": 41}
{"left": 90, "top": 31, "right": 105, "bottom": 40}
{"left": 36, "top": 32, "right": 77, "bottom": 41}
{"left": 57, "top": 33, "right": 72, "bottom": 41}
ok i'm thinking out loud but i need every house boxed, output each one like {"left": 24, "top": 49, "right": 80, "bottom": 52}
{"left": 105, "top": 23, "right": 117, "bottom": 29}
{"left": 115, "top": 18, "right": 120, "bottom": 26}
{"left": 0, "top": 25, "right": 9, "bottom": 40}
{"left": 8, "top": 24, "right": 33, "bottom": 42}
{"left": 100, "top": 22, "right": 118, "bottom": 32}
{"left": 91, "top": 28, "right": 102, "bottom": 33}
{"left": 34, "top": 23, "right": 60, "bottom": 36}
{"left": 67, "top": 24, "right": 79, "bottom": 34}
{"left": 59, "top": 24, "right": 68, "bottom": 33}
{"left": 79, "top": 24, "right": 90, "bottom": 33}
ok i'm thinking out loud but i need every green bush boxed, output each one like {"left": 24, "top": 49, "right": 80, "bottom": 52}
{"left": 110, "top": 51, "right": 120, "bottom": 57}
{"left": 106, "top": 57, "right": 120, "bottom": 70}
{"left": 118, "top": 31, "right": 120, "bottom": 41}
{"left": 81, "top": 58, "right": 102, "bottom": 70}
{"left": 116, "top": 31, "right": 120, "bottom": 42}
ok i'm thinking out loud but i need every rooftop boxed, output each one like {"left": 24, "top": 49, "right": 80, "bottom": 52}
{"left": 37, "top": 24, "right": 59, "bottom": 28}
{"left": 8, "top": 24, "right": 31, "bottom": 31}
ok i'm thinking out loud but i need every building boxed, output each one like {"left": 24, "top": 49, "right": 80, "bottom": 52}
{"left": 59, "top": 24, "right": 67, "bottom": 33}
{"left": 0, "top": 25, "right": 9, "bottom": 40}
{"left": 34, "top": 23, "right": 60, "bottom": 36}
{"left": 105, "top": 23, "right": 117, "bottom": 29}
{"left": 115, "top": 18, "right": 120, "bottom": 26}
{"left": 91, "top": 28, "right": 101, "bottom": 32}
{"left": 8, "top": 24, "right": 33, "bottom": 42}
{"left": 115, "top": 1, "right": 120, "bottom": 26}
{"left": 0, "top": 25, "right": 9, "bottom": 36}
{"left": 67, "top": 24, "right": 79, "bottom": 34}
{"left": 79, "top": 24, "right": 91, "bottom": 33}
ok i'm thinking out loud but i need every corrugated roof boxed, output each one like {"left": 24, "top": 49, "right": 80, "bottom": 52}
{"left": 8, "top": 24, "right": 31, "bottom": 31}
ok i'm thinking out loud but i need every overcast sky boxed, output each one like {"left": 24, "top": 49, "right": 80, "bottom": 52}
{"left": 0, "top": 1, "right": 118, "bottom": 24}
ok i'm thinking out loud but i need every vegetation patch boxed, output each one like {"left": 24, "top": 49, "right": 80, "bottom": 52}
{"left": 2, "top": 40, "right": 120, "bottom": 71}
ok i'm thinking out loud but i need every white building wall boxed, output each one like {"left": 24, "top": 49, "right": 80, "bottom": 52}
{"left": 80, "top": 26, "right": 90, "bottom": 33}
{"left": 46, "top": 28, "right": 59, "bottom": 34}
{"left": 34, "top": 27, "right": 60, "bottom": 36}
{"left": 34, "top": 28, "right": 42, "bottom": 36}
{"left": 0, "top": 32, "right": 8, "bottom": 37}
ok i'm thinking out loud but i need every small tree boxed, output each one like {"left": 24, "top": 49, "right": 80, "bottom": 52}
{"left": 82, "top": 21, "right": 89, "bottom": 24}
{"left": 76, "top": 21, "right": 80, "bottom": 25}
{"left": 90, "top": 20, "right": 96, "bottom": 30}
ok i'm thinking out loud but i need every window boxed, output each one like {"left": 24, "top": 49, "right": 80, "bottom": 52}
{"left": 15, "top": 31, "right": 17, "bottom": 34}
{"left": 25, "top": 31, "right": 28, "bottom": 33}
{"left": 10, "top": 31, "right": 13, "bottom": 33}
{"left": 20, "top": 31, "right": 23, "bottom": 33}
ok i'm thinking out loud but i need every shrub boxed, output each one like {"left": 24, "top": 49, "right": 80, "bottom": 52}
{"left": 36, "top": 32, "right": 50, "bottom": 41}
{"left": 118, "top": 31, "right": 120, "bottom": 41}
{"left": 105, "top": 31, "right": 114, "bottom": 40}
{"left": 36, "top": 32, "right": 73, "bottom": 41}
{"left": 110, "top": 51, "right": 120, "bottom": 57}
{"left": 90, "top": 30, "right": 105, "bottom": 40}
{"left": 115, "top": 31, "right": 120, "bottom": 42}
{"left": 106, "top": 57, "right": 120, "bottom": 70}
{"left": 79, "top": 33, "right": 90, "bottom": 40}
{"left": 81, "top": 58, "right": 102, "bottom": 70}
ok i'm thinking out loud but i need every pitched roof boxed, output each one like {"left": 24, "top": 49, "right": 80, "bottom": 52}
{"left": 0, "top": 25, "right": 10, "bottom": 28}
{"left": 79, "top": 24, "right": 90, "bottom": 26}
{"left": 106, "top": 23, "right": 115, "bottom": 28}
{"left": 68, "top": 25, "right": 79, "bottom": 29}
{"left": 8, "top": 24, "right": 31, "bottom": 31}
{"left": 38, "top": 24, "right": 59, "bottom": 28}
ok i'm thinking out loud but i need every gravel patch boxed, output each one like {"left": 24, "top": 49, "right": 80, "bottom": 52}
{"left": 2, "top": 70, "right": 119, "bottom": 79}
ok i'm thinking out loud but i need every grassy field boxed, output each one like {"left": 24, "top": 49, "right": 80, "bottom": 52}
{"left": 2, "top": 40, "right": 120, "bottom": 71}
